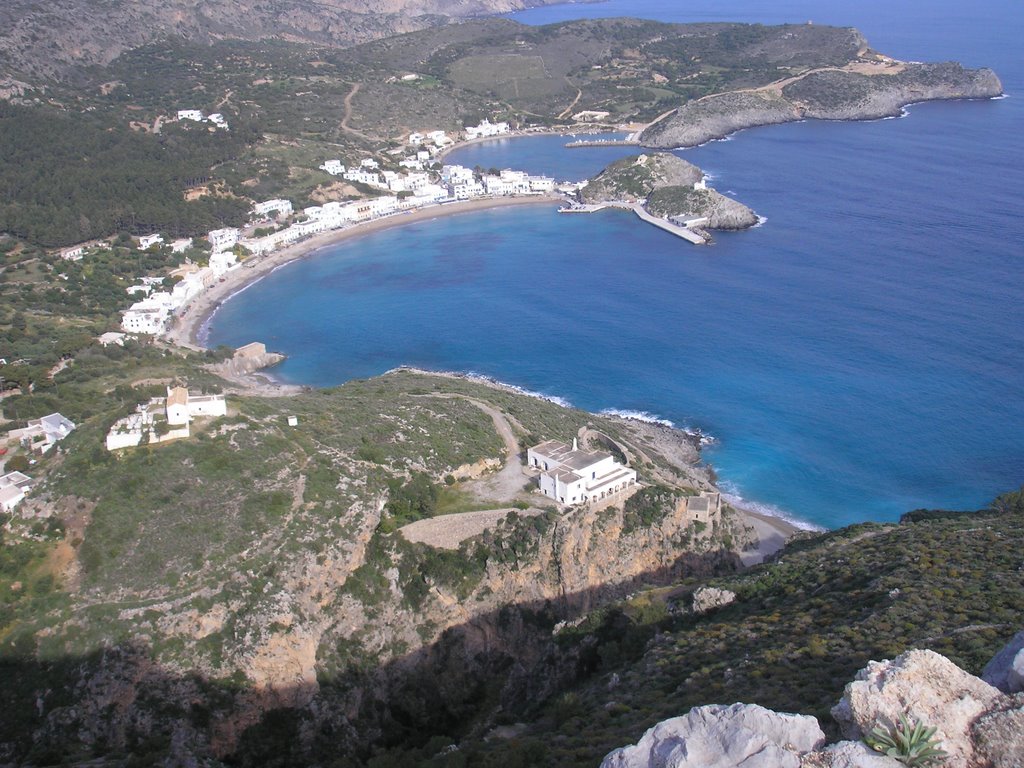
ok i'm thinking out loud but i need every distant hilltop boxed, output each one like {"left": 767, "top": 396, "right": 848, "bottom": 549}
{"left": 0, "top": 0, "right": 565, "bottom": 79}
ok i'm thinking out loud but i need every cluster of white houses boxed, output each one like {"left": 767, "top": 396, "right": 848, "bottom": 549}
{"left": 527, "top": 438, "right": 638, "bottom": 506}
{"left": 105, "top": 387, "right": 227, "bottom": 450}
{"left": 121, "top": 255, "right": 237, "bottom": 334}
{"left": 464, "top": 119, "right": 510, "bottom": 140}
{"left": 176, "top": 109, "right": 229, "bottom": 130}
{"left": 233, "top": 164, "right": 554, "bottom": 260}
{"left": 119, "top": 199, "right": 295, "bottom": 334}
{"left": 107, "top": 114, "right": 548, "bottom": 338}
{"left": 1, "top": 413, "right": 76, "bottom": 512}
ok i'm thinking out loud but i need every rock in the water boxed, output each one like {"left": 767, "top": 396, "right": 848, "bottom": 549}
{"left": 982, "top": 630, "right": 1024, "bottom": 694}
{"left": 831, "top": 649, "right": 1005, "bottom": 767}
{"left": 600, "top": 702, "right": 825, "bottom": 768}
{"left": 579, "top": 152, "right": 759, "bottom": 231}
{"left": 691, "top": 586, "right": 737, "bottom": 615}
{"left": 971, "top": 695, "right": 1024, "bottom": 768}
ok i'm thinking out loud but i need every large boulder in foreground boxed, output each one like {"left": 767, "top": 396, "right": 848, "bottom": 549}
{"left": 982, "top": 629, "right": 1024, "bottom": 694}
{"left": 600, "top": 702, "right": 825, "bottom": 768}
{"left": 602, "top": 636, "right": 1024, "bottom": 768}
{"left": 831, "top": 649, "right": 1005, "bottom": 767}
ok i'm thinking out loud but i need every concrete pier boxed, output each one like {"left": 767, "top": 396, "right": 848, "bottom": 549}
{"left": 561, "top": 201, "right": 708, "bottom": 243}
{"left": 628, "top": 203, "right": 709, "bottom": 244}
{"left": 565, "top": 139, "right": 640, "bottom": 148}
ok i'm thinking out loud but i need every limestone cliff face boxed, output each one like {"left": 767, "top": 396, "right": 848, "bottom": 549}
{"left": 29, "top": 482, "right": 752, "bottom": 762}
{"left": 306, "top": 494, "right": 754, "bottom": 753}
{"left": 641, "top": 62, "right": 1003, "bottom": 149}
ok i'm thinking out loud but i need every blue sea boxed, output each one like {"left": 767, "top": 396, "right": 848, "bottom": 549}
{"left": 207, "top": 0, "right": 1023, "bottom": 529}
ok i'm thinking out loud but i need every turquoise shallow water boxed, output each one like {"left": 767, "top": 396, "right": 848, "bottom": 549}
{"left": 208, "top": 0, "right": 1023, "bottom": 528}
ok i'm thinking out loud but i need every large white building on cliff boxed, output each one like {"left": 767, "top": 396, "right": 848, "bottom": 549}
{"left": 527, "top": 438, "right": 637, "bottom": 505}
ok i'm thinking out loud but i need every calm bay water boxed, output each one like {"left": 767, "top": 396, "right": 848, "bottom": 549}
{"left": 208, "top": 0, "right": 1023, "bottom": 528}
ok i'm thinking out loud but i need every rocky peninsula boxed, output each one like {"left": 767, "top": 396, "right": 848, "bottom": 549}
{"left": 579, "top": 153, "right": 759, "bottom": 232}
{"left": 640, "top": 60, "right": 1004, "bottom": 148}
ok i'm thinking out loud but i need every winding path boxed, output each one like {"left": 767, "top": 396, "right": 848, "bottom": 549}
{"left": 339, "top": 82, "right": 373, "bottom": 140}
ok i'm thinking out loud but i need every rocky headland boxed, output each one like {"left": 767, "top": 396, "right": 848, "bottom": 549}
{"left": 580, "top": 153, "right": 760, "bottom": 231}
{"left": 640, "top": 61, "right": 1004, "bottom": 149}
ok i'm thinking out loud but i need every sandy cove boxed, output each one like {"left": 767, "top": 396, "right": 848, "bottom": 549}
{"left": 164, "top": 195, "right": 803, "bottom": 556}
{"left": 163, "top": 194, "right": 562, "bottom": 351}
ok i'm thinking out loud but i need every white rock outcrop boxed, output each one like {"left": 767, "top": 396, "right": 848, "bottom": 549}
{"left": 831, "top": 649, "right": 1005, "bottom": 767}
{"left": 603, "top": 634, "right": 1024, "bottom": 768}
{"left": 600, "top": 702, "right": 825, "bottom": 768}
{"left": 691, "top": 586, "right": 737, "bottom": 615}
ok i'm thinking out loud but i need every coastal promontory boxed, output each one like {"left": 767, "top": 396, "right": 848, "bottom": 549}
{"left": 580, "top": 153, "right": 760, "bottom": 231}
{"left": 640, "top": 60, "right": 1004, "bottom": 149}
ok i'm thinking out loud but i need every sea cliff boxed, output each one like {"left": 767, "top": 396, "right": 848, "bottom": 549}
{"left": 640, "top": 61, "right": 1004, "bottom": 148}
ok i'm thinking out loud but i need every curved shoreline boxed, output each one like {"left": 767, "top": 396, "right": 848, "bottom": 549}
{"left": 163, "top": 195, "right": 562, "bottom": 351}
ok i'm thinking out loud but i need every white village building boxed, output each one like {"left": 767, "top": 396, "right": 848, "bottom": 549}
{"left": 97, "top": 331, "right": 127, "bottom": 347}
{"left": 0, "top": 471, "right": 33, "bottom": 512}
{"left": 527, "top": 437, "right": 637, "bottom": 505}
{"left": 209, "top": 251, "right": 238, "bottom": 275}
{"left": 253, "top": 199, "right": 293, "bottom": 219}
{"left": 8, "top": 413, "right": 77, "bottom": 454}
{"left": 106, "top": 387, "right": 227, "bottom": 450}
{"left": 320, "top": 159, "right": 346, "bottom": 176}
{"left": 170, "top": 238, "right": 193, "bottom": 254}
{"left": 208, "top": 227, "right": 240, "bottom": 253}
{"left": 138, "top": 233, "right": 164, "bottom": 249}
{"left": 177, "top": 109, "right": 204, "bottom": 122}
{"left": 465, "top": 118, "right": 510, "bottom": 140}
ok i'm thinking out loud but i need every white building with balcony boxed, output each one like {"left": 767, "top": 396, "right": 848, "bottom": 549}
{"left": 253, "top": 199, "right": 293, "bottom": 218}
{"left": 208, "top": 227, "right": 240, "bottom": 253}
{"left": 527, "top": 438, "right": 637, "bottom": 506}
{"left": 320, "top": 159, "right": 346, "bottom": 176}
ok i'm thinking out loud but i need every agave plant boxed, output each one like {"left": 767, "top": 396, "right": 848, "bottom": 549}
{"left": 864, "top": 712, "right": 948, "bottom": 766}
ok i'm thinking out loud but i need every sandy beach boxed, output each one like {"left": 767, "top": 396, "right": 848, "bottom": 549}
{"left": 163, "top": 195, "right": 562, "bottom": 351}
